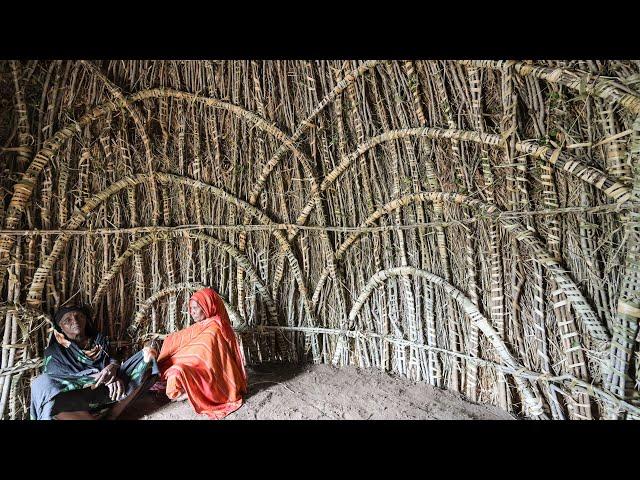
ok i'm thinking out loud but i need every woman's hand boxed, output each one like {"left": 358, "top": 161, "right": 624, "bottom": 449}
{"left": 106, "top": 378, "right": 125, "bottom": 401}
{"left": 142, "top": 347, "right": 157, "bottom": 363}
{"left": 143, "top": 340, "right": 160, "bottom": 363}
{"left": 92, "top": 363, "right": 119, "bottom": 389}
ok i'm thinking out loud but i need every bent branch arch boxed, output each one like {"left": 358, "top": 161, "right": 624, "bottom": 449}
{"left": 234, "top": 61, "right": 384, "bottom": 322}
{"left": 458, "top": 60, "right": 640, "bottom": 115}
{"left": 311, "top": 191, "right": 610, "bottom": 347}
{"left": 271, "top": 125, "right": 631, "bottom": 295}
{"left": 91, "top": 231, "right": 278, "bottom": 326}
{"left": 295, "top": 127, "right": 630, "bottom": 234}
{"left": 249, "top": 60, "right": 382, "bottom": 205}
{"left": 80, "top": 60, "right": 161, "bottom": 225}
{"left": 129, "top": 282, "right": 243, "bottom": 336}
{"left": 0, "top": 87, "right": 336, "bottom": 270}
{"left": 25, "top": 174, "right": 314, "bottom": 332}
{"left": 346, "top": 266, "right": 548, "bottom": 419}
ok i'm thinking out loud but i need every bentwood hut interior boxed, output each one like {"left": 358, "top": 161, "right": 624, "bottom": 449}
{"left": 1, "top": 60, "right": 639, "bottom": 420}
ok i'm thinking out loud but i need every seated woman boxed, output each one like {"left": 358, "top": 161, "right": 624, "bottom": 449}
{"left": 30, "top": 306, "right": 160, "bottom": 420}
{"left": 154, "top": 287, "right": 247, "bottom": 419}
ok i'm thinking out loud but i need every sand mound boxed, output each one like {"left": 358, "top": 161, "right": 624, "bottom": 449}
{"left": 121, "top": 363, "right": 515, "bottom": 420}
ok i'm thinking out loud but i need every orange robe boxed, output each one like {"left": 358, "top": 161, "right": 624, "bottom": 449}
{"left": 157, "top": 289, "right": 247, "bottom": 419}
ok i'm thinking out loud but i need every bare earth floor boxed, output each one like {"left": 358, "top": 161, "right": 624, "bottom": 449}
{"left": 120, "top": 363, "right": 515, "bottom": 420}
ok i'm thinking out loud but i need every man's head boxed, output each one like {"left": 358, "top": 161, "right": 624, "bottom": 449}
{"left": 54, "top": 306, "right": 89, "bottom": 339}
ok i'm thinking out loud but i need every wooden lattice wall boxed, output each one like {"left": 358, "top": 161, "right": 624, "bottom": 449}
{"left": 0, "top": 60, "right": 639, "bottom": 420}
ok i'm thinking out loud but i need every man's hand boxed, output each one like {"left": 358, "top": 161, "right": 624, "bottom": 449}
{"left": 106, "top": 378, "right": 125, "bottom": 401}
{"left": 92, "top": 363, "right": 119, "bottom": 389}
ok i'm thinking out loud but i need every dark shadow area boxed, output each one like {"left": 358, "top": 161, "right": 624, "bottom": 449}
{"left": 243, "top": 362, "right": 308, "bottom": 399}
{"left": 118, "top": 362, "right": 308, "bottom": 420}
{"left": 118, "top": 390, "right": 171, "bottom": 420}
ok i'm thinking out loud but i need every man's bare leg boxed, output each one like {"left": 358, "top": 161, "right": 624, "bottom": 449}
{"left": 53, "top": 410, "right": 101, "bottom": 420}
{"left": 106, "top": 372, "right": 157, "bottom": 420}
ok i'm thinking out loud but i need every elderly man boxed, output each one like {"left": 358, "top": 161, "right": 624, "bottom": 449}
{"left": 30, "top": 306, "right": 160, "bottom": 420}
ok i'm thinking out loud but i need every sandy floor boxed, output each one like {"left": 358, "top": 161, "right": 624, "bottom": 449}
{"left": 120, "top": 363, "right": 515, "bottom": 420}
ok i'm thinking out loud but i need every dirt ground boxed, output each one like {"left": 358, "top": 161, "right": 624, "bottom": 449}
{"left": 120, "top": 363, "right": 515, "bottom": 420}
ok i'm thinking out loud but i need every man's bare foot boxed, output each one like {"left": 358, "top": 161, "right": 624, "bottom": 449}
{"left": 171, "top": 392, "right": 188, "bottom": 402}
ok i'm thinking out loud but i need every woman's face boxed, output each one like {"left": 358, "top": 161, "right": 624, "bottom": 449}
{"left": 58, "top": 310, "right": 87, "bottom": 339}
{"left": 189, "top": 299, "right": 206, "bottom": 322}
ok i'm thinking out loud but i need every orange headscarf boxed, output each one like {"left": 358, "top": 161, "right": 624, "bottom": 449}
{"left": 157, "top": 288, "right": 247, "bottom": 419}
{"left": 190, "top": 288, "right": 247, "bottom": 381}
